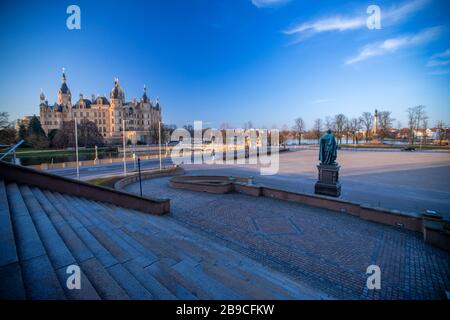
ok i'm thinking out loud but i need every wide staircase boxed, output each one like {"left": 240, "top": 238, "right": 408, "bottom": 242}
{"left": 0, "top": 180, "right": 324, "bottom": 300}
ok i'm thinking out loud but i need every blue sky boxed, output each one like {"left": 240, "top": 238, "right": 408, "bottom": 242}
{"left": 0, "top": 0, "right": 449, "bottom": 129}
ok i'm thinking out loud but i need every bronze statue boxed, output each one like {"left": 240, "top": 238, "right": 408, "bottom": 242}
{"left": 319, "top": 129, "right": 337, "bottom": 165}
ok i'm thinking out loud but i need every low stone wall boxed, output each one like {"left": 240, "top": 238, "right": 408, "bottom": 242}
{"left": 29, "top": 154, "right": 165, "bottom": 171}
{"left": 114, "top": 166, "right": 184, "bottom": 190}
{"left": 0, "top": 161, "right": 170, "bottom": 215}
{"left": 422, "top": 218, "right": 450, "bottom": 251}
{"left": 168, "top": 175, "right": 449, "bottom": 251}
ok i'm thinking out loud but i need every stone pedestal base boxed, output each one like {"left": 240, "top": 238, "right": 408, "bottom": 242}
{"left": 314, "top": 164, "right": 341, "bottom": 197}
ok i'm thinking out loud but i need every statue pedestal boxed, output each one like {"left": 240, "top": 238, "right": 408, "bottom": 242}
{"left": 314, "top": 164, "right": 341, "bottom": 197}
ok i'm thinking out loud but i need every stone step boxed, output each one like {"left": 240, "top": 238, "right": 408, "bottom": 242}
{"left": 66, "top": 197, "right": 170, "bottom": 299}
{"left": 47, "top": 192, "right": 118, "bottom": 268}
{"left": 6, "top": 183, "right": 46, "bottom": 261}
{"left": 106, "top": 263, "right": 153, "bottom": 300}
{"left": 0, "top": 262, "right": 26, "bottom": 299}
{"left": 55, "top": 192, "right": 158, "bottom": 299}
{"left": 120, "top": 226, "right": 183, "bottom": 264}
{"left": 21, "top": 254, "right": 66, "bottom": 299}
{"left": 5, "top": 183, "right": 66, "bottom": 299}
{"left": 88, "top": 202, "right": 216, "bottom": 300}
{"left": 145, "top": 260, "right": 198, "bottom": 300}
{"left": 122, "top": 258, "right": 177, "bottom": 300}
{"left": 79, "top": 257, "right": 129, "bottom": 300}
{"left": 19, "top": 185, "right": 76, "bottom": 270}
{"left": 106, "top": 205, "right": 304, "bottom": 299}
{"left": 78, "top": 198, "right": 124, "bottom": 228}
{"left": 31, "top": 188, "right": 94, "bottom": 263}
{"left": 81, "top": 197, "right": 325, "bottom": 299}
{"left": 67, "top": 195, "right": 159, "bottom": 266}
{"left": 171, "top": 259, "right": 242, "bottom": 300}
{"left": 41, "top": 190, "right": 128, "bottom": 299}
{"left": 0, "top": 180, "right": 19, "bottom": 267}
{"left": 200, "top": 260, "right": 277, "bottom": 300}
{"left": 114, "top": 222, "right": 190, "bottom": 266}
{"left": 30, "top": 187, "right": 100, "bottom": 300}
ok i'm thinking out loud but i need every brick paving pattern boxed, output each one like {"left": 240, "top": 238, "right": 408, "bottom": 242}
{"left": 126, "top": 176, "right": 450, "bottom": 299}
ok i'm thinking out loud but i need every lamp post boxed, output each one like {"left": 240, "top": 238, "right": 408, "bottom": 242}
{"left": 123, "top": 119, "right": 127, "bottom": 176}
{"left": 74, "top": 118, "right": 80, "bottom": 181}
{"left": 138, "top": 158, "right": 142, "bottom": 197}
{"left": 158, "top": 121, "right": 162, "bottom": 171}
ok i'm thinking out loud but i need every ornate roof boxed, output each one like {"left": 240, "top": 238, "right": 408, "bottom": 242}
{"left": 141, "top": 84, "right": 148, "bottom": 103}
{"left": 111, "top": 78, "right": 124, "bottom": 100}
{"left": 59, "top": 70, "right": 70, "bottom": 94}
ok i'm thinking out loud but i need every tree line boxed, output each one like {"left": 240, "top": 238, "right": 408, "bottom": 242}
{"left": 284, "top": 105, "right": 447, "bottom": 145}
{"left": 0, "top": 113, "right": 104, "bottom": 149}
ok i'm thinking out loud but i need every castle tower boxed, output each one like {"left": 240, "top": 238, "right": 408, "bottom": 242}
{"left": 110, "top": 78, "right": 125, "bottom": 136}
{"left": 373, "top": 109, "right": 379, "bottom": 135}
{"left": 57, "top": 68, "right": 72, "bottom": 107}
{"left": 39, "top": 89, "right": 48, "bottom": 113}
{"left": 141, "top": 84, "right": 148, "bottom": 103}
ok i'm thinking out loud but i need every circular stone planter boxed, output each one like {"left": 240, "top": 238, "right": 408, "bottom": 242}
{"left": 169, "top": 175, "right": 250, "bottom": 194}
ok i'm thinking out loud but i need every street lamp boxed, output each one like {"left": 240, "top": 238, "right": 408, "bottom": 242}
{"left": 74, "top": 118, "right": 80, "bottom": 180}
{"left": 123, "top": 119, "right": 127, "bottom": 176}
{"left": 159, "top": 120, "right": 162, "bottom": 170}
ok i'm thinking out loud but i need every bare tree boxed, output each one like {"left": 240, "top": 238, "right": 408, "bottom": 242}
{"left": 279, "top": 124, "right": 290, "bottom": 145}
{"left": 219, "top": 122, "right": 232, "bottom": 130}
{"left": 324, "top": 116, "right": 334, "bottom": 131}
{"left": 436, "top": 120, "right": 446, "bottom": 145}
{"left": 52, "top": 120, "right": 103, "bottom": 148}
{"left": 243, "top": 121, "right": 254, "bottom": 130}
{"left": 377, "top": 111, "right": 395, "bottom": 142}
{"left": 359, "top": 112, "right": 373, "bottom": 142}
{"left": 334, "top": 114, "right": 347, "bottom": 144}
{"left": 343, "top": 118, "right": 351, "bottom": 144}
{"left": 406, "top": 105, "right": 428, "bottom": 145}
{"left": 0, "top": 112, "right": 11, "bottom": 129}
{"left": 0, "top": 112, "right": 16, "bottom": 145}
{"left": 313, "top": 118, "right": 323, "bottom": 144}
{"left": 349, "top": 118, "right": 361, "bottom": 144}
{"left": 292, "top": 117, "right": 305, "bottom": 145}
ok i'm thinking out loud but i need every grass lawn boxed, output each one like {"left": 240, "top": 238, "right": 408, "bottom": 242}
{"left": 86, "top": 176, "right": 123, "bottom": 188}
{"left": 5, "top": 147, "right": 117, "bottom": 157}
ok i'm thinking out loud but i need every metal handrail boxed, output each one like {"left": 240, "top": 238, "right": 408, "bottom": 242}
{"left": 0, "top": 140, "right": 25, "bottom": 161}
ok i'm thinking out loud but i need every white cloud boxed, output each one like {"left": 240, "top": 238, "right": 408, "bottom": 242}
{"left": 311, "top": 99, "right": 332, "bottom": 104}
{"left": 428, "top": 69, "right": 449, "bottom": 75}
{"left": 345, "top": 26, "right": 443, "bottom": 65}
{"left": 430, "top": 48, "right": 450, "bottom": 59}
{"left": 251, "top": 0, "right": 289, "bottom": 8}
{"left": 284, "top": 0, "right": 428, "bottom": 38}
{"left": 426, "top": 59, "right": 450, "bottom": 67}
{"left": 427, "top": 48, "right": 450, "bottom": 68}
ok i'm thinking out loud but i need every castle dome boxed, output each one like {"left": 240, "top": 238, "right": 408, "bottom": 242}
{"left": 59, "top": 69, "right": 70, "bottom": 94}
{"left": 111, "top": 78, "right": 125, "bottom": 100}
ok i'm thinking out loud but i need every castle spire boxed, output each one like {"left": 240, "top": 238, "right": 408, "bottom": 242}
{"left": 40, "top": 88, "right": 45, "bottom": 101}
{"left": 142, "top": 84, "right": 148, "bottom": 103}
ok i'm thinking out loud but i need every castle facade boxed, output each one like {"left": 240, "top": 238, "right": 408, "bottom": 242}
{"left": 39, "top": 70, "right": 162, "bottom": 144}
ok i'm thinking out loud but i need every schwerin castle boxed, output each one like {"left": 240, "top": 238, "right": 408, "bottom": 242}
{"left": 39, "top": 70, "right": 162, "bottom": 144}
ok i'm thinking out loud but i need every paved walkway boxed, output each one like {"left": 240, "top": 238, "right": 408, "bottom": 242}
{"left": 126, "top": 176, "right": 450, "bottom": 299}
{"left": 179, "top": 150, "right": 450, "bottom": 218}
